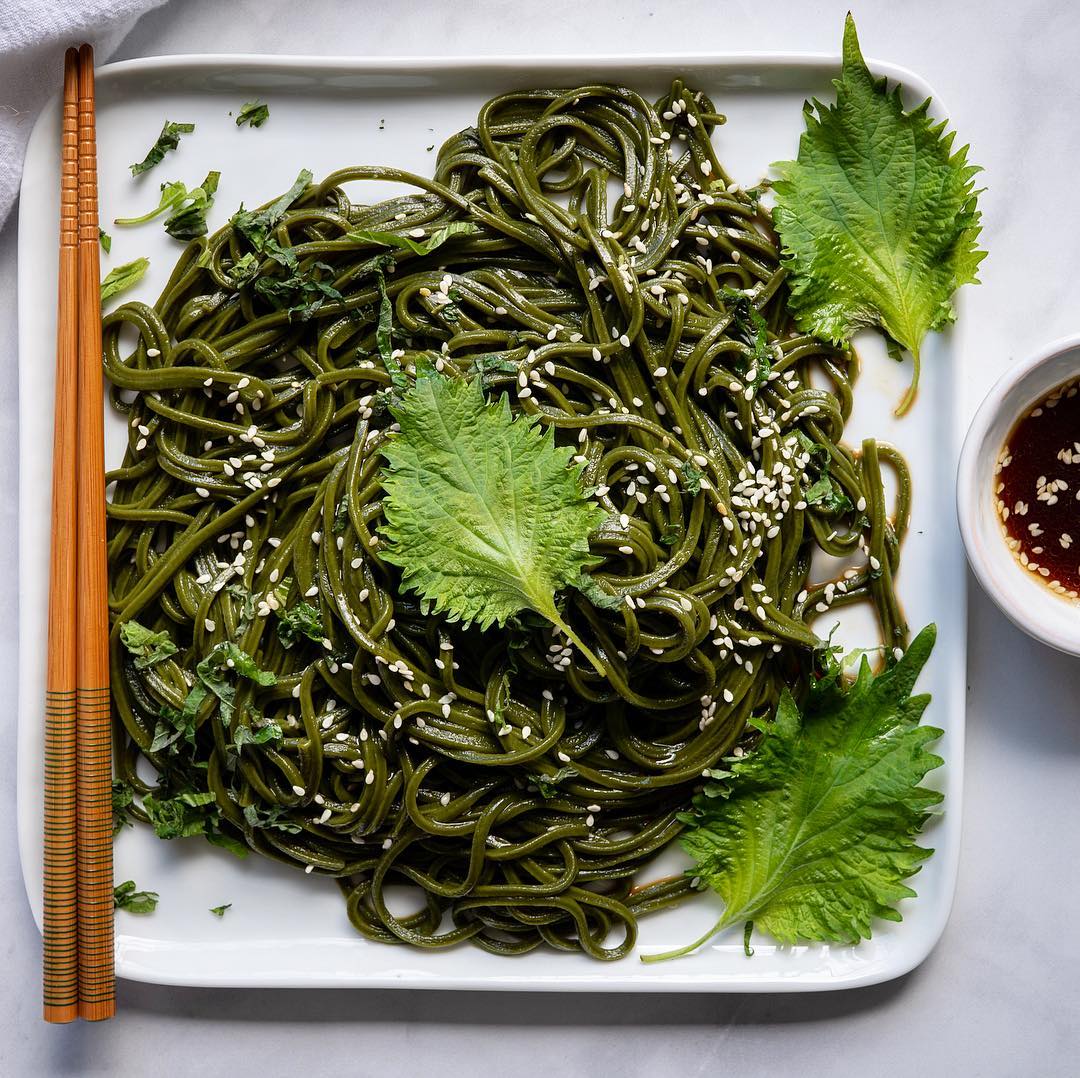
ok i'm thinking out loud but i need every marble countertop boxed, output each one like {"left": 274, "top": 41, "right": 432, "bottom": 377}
{"left": 2, "top": 1, "right": 1078, "bottom": 1074}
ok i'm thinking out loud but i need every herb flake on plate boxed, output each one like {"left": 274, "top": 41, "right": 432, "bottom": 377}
{"left": 113, "top": 880, "right": 159, "bottom": 914}
{"left": 130, "top": 120, "right": 195, "bottom": 176}
{"left": 100, "top": 257, "right": 149, "bottom": 304}
{"left": 236, "top": 101, "right": 270, "bottom": 128}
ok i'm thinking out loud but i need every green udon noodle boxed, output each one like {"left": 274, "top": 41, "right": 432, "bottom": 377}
{"left": 103, "top": 81, "right": 910, "bottom": 960}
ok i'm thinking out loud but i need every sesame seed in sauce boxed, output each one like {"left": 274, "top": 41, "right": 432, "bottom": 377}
{"left": 997, "top": 376, "right": 1080, "bottom": 596}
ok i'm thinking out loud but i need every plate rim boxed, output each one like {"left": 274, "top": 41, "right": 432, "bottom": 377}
{"left": 16, "top": 48, "right": 966, "bottom": 992}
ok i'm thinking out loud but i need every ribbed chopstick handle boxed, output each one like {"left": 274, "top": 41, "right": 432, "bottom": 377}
{"left": 43, "top": 47, "right": 81, "bottom": 1026}
{"left": 74, "top": 43, "right": 115, "bottom": 1023}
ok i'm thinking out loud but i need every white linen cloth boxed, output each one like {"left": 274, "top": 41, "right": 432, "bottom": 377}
{"left": 0, "top": 0, "right": 169, "bottom": 225}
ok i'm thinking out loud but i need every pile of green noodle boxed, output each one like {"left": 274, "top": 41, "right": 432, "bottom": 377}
{"left": 104, "top": 81, "right": 909, "bottom": 959}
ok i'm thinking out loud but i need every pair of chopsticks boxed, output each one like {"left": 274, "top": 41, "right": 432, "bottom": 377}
{"left": 43, "top": 44, "right": 114, "bottom": 1025}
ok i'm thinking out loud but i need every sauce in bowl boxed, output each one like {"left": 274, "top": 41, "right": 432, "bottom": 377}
{"left": 995, "top": 376, "right": 1080, "bottom": 599}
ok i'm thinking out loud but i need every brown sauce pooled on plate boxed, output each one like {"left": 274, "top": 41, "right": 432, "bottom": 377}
{"left": 995, "top": 376, "right": 1080, "bottom": 599}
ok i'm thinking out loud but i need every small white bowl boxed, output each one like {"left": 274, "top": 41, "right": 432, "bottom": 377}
{"left": 958, "top": 334, "right": 1080, "bottom": 656}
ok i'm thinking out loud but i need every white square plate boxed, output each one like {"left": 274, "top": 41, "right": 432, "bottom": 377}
{"left": 17, "top": 52, "right": 965, "bottom": 991}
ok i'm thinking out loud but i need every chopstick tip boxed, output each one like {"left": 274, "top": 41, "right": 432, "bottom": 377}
{"left": 44, "top": 1003, "right": 79, "bottom": 1025}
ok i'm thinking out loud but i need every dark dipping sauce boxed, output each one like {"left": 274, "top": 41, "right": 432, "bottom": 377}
{"left": 996, "top": 375, "right": 1080, "bottom": 599}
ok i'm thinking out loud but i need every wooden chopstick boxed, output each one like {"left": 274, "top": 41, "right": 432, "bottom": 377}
{"left": 43, "top": 47, "right": 81, "bottom": 1025}
{"left": 73, "top": 43, "right": 115, "bottom": 1022}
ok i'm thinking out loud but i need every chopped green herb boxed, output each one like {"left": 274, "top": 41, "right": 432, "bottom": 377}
{"left": 251, "top": 257, "right": 343, "bottom": 319}
{"left": 98, "top": 228, "right": 111, "bottom": 253}
{"left": 164, "top": 171, "right": 221, "bottom": 240}
{"left": 231, "top": 168, "right": 312, "bottom": 252}
{"left": 679, "top": 460, "right": 705, "bottom": 495}
{"left": 100, "top": 257, "right": 149, "bottom": 304}
{"left": 142, "top": 786, "right": 248, "bottom": 858}
{"left": 789, "top": 428, "right": 829, "bottom": 469}
{"left": 113, "top": 880, "right": 159, "bottom": 914}
{"left": 573, "top": 573, "right": 622, "bottom": 610}
{"left": 346, "top": 221, "right": 478, "bottom": 257}
{"left": 229, "top": 251, "right": 260, "bottom": 286}
{"left": 142, "top": 789, "right": 215, "bottom": 839}
{"left": 803, "top": 474, "right": 854, "bottom": 516}
{"left": 111, "top": 779, "right": 135, "bottom": 835}
{"left": 236, "top": 101, "right": 270, "bottom": 128}
{"left": 439, "top": 294, "right": 462, "bottom": 324}
{"left": 276, "top": 601, "right": 325, "bottom": 649}
{"left": 115, "top": 179, "right": 189, "bottom": 226}
{"left": 743, "top": 180, "right": 771, "bottom": 211}
{"left": 333, "top": 495, "right": 350, "bottom": 534}
{"left": 189, "top": 641, "right": 276, "bottom": 728}
{"left": 243, "top": 803, "right": 302, "bottom": 834}
{"left": 720, "top": 286, "right": 771, "bottom": 387}
{"left": 130, "top": 121, "right": 195, "bottom": 176}
{"left": 231, "top": 717, "right": 283, "bottom": 754}
{"left": 151, "top": 679, "right": 207, "bottom": 755}
{"left": 205, "top": 830, "right": 249, "bottom": 858}
{"left": 119, "top": 620, "right": 178, "bottom": 669}
{"left": 659, "top": 522, "right": 682, "bottom": 546}
{"left": 536, "top": 766, "right": 578, "bottom": 800}
{"left": 372, "top": 255, "right": 399, "bottom": 380}
{"left": 469, "top": 353, "right": 519, "bottom": 388}
{"left": 215, "top": 642, "right": 276, "bottom": 687}
{"left": 209, "top": 903, "right": 232, "bottom": 917}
